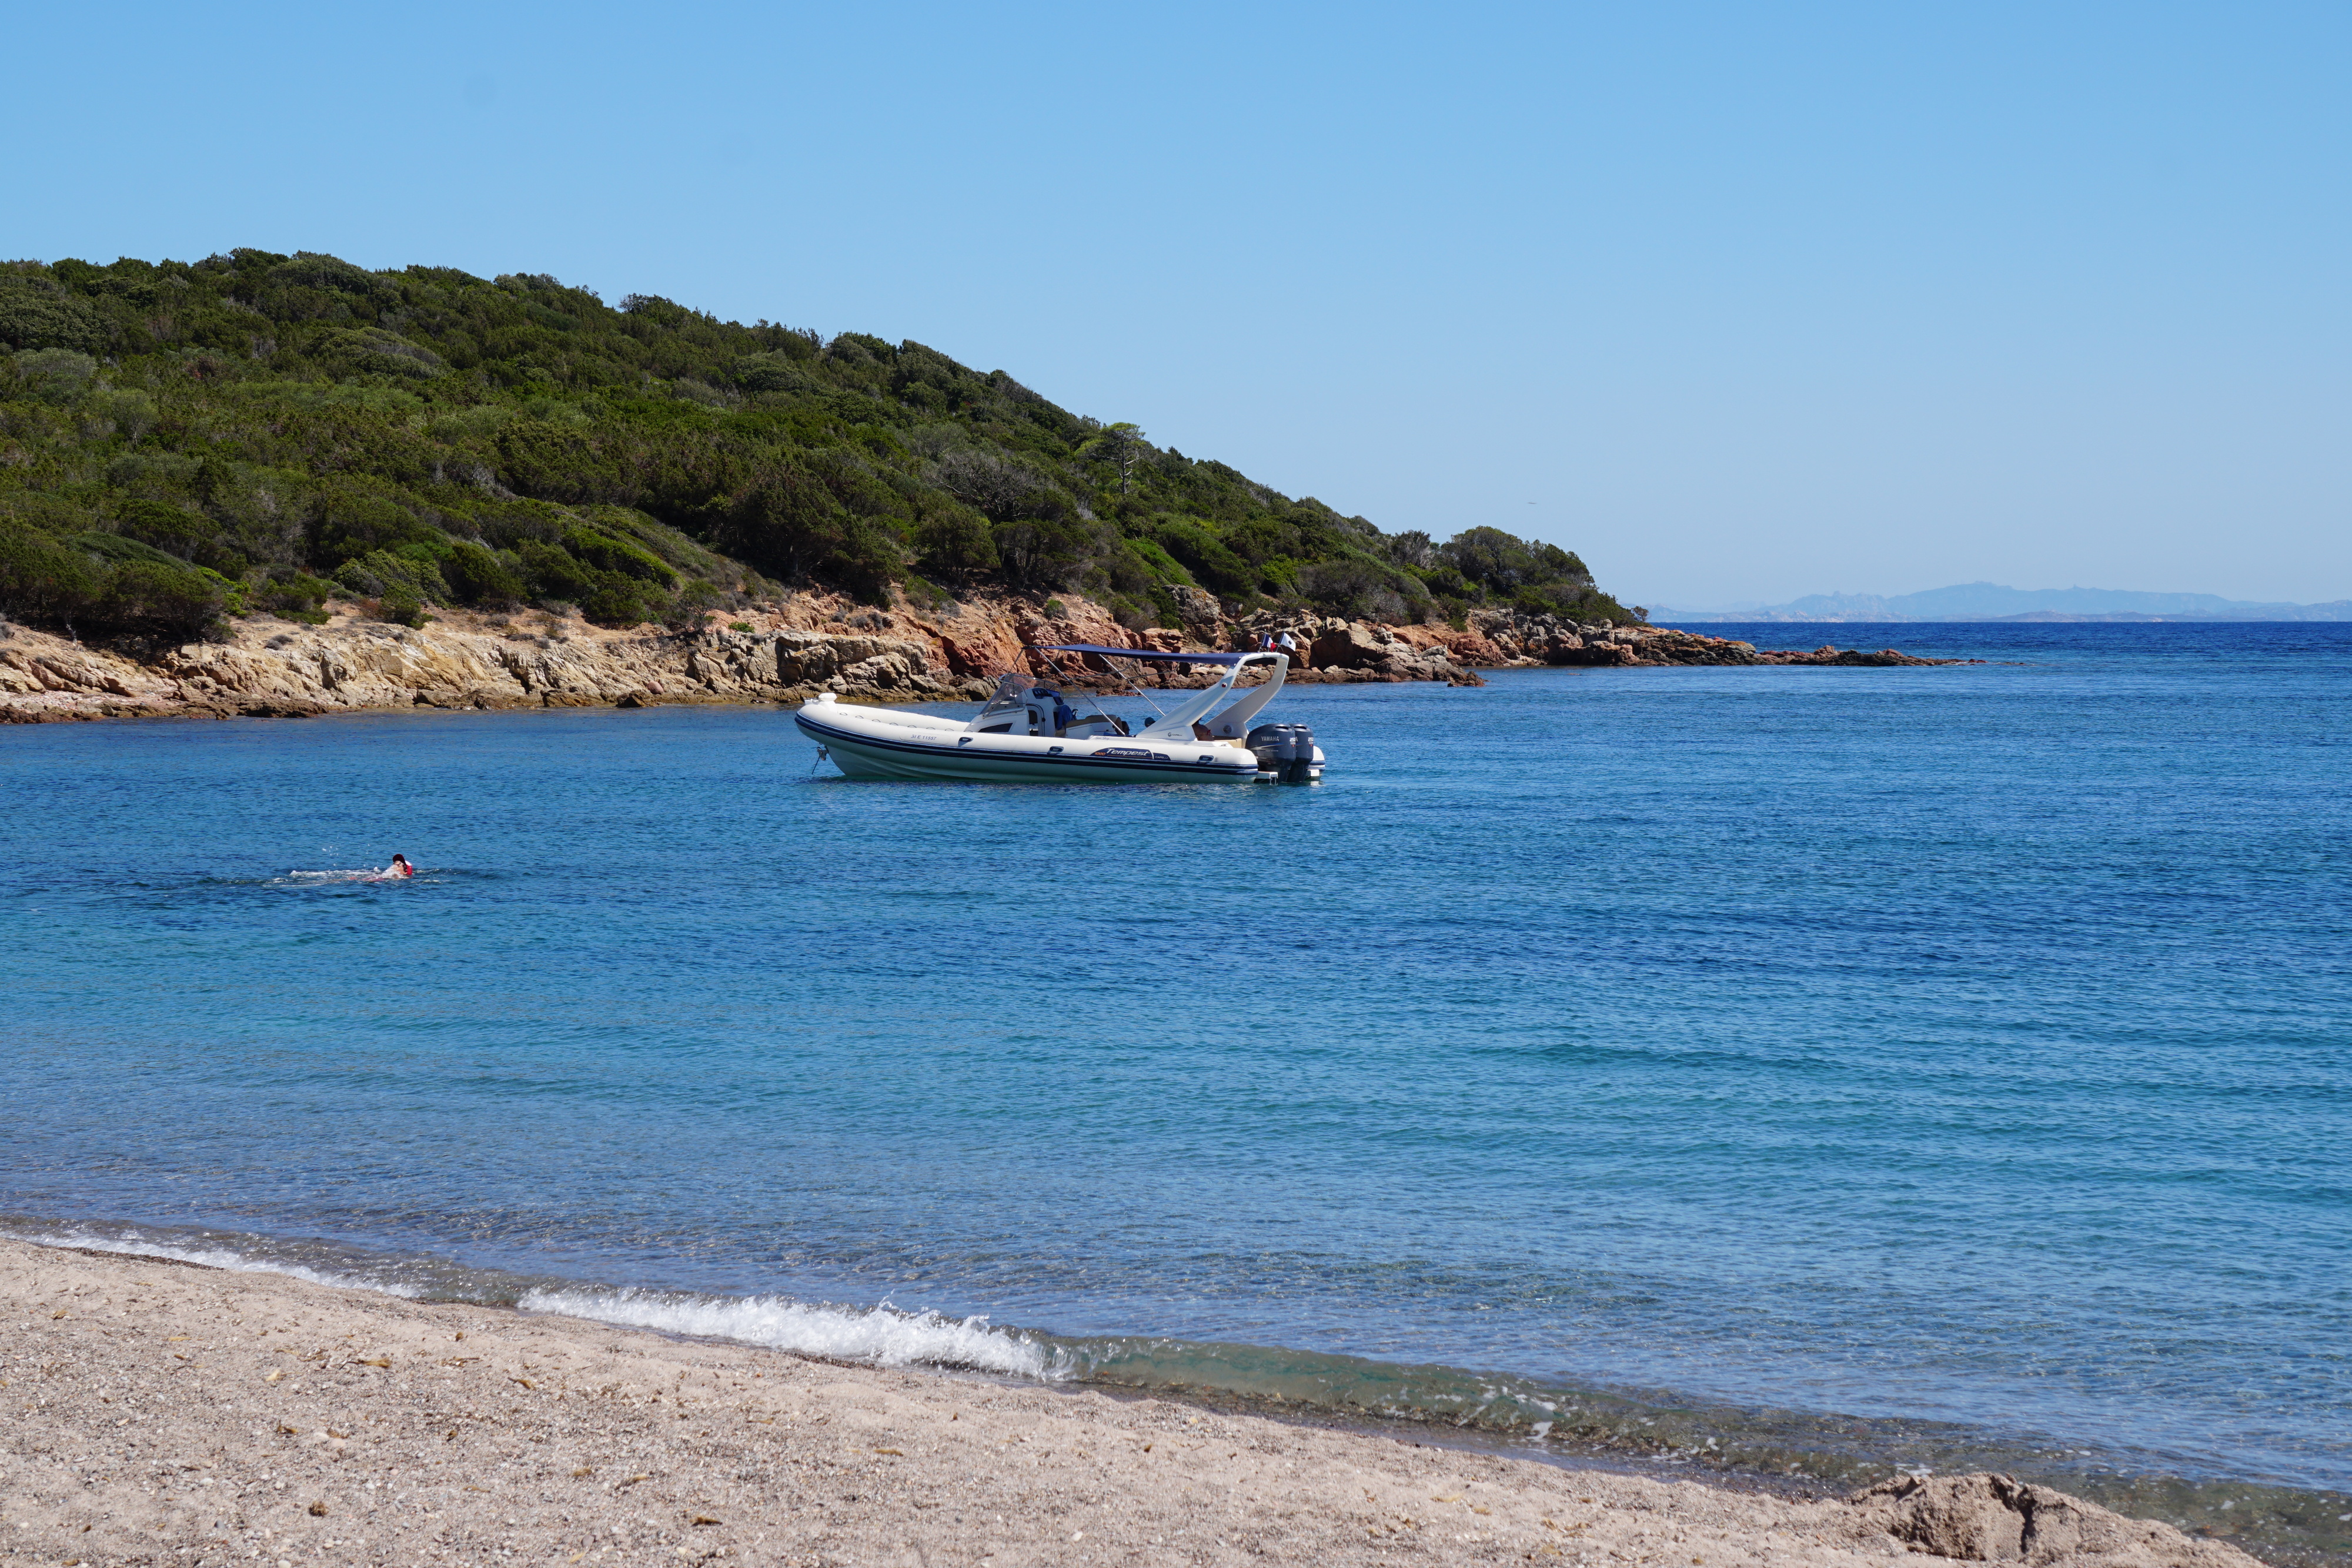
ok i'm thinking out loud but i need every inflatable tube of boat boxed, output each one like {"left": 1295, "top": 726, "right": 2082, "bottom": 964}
{"left": 796, "top": 695, "right": 1265, "bottom": 784}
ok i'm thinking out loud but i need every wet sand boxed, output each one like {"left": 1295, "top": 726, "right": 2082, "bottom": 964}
{"left": 0, "top": 1237, "right": 2261, "bottom": 1567}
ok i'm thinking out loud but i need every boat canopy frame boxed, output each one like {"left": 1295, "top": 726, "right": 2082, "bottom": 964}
{"left": 1028, "top": 642, "right": 1258, "bottom": 666}
{"left": 1011, "top": 644, "right": 1290, "bottom": 743}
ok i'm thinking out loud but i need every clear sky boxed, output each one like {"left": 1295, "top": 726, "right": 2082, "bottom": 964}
{"left": 7, "top": 2, "right": 2347, "bottom": 606}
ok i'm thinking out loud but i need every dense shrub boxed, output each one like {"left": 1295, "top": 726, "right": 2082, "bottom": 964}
{"left": 718, "top": 469, "right": 843, "bottom": 578}
{"left": 334, "top": 547, "right": 453, "bottom": 606}
{"left": 0, "top": 530, "right": 239, "bottom": 644}
{"left": 11, "top": 347, "right": 100, "bottom": 399}
{"left": 98, "top": 557, "right": 243, "bottom": 640}
{"left": 317, "top": 327, "right": 447, "bottom": 380}
{"left": 563, "top": 526, "right": 674, "bottom": 586}
{"left": 1297, "top": 557, "right": 1416, "bottom": 623}
{"left": 1511, "top": 580, "right": 1622, "bottom": 621}
{"left": 910, "top": 496, "right": 998, "bottom": 580}
{"left": 517, "top": 539, "right": 597, "bottom": 603}
{"left": 703, "top": 467, "right": 892, "bottom": 601}
{"left": 312, "top": 486, "right": 445, "bottom": 568}
{"left": 662, "top": 577, "right": 723, "bottom": 632}
{"left": 0, "top": 278, "right": 108, "bottom": 354}
{"left": 993, "top": 513, "right": 1112, "bottom": 591}
{"left": 0, "top": 248, "right": 1632, "bottom": 644}
{"left": 442, "top": 540, "right": 526, "bottom": 607}
{"left": 496, "top": 419, "right": 629, "bottom": 503}
{"left": 928, "top": 449, "right": 1071, "bottom": 524}
{"left": 1439, "top": 527, "right": 1591, "bottom": 595}
{"left": 258, "top": 566, "right": 340, "bottom": 622}
{"left": 0, "top": 518, "right": 105, "bottom": 627}
{"left": 1151, "top": 518, "right": 1256, "bottom": 598}
{"left": 378, "top": 586, "right": 430, "bottom": 627}
{"left": 267, "top": 252, "right": 397, "bottom": 305}
{"left": 578, "top": 578, "right": 659, "bottom": 627}
{"left": 115, "top": 500, "right": 217, "bottom": 561}
{"left": 733, "top": 353, "right": 812, "bottom": 393}
{"left": 1385, "top": 529, "right": 1435, "bottom": 569}
{"left": 1120, "top": 534, "right": 1194, "bottom": 587}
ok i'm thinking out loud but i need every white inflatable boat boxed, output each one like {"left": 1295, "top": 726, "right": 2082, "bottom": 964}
{"left": 794, "top": 644, "right": 1325, "bottom": 784}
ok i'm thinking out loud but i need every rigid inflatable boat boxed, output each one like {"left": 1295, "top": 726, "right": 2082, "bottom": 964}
{"left": 794, "top": 644, "right": 1325, "bottom": 784}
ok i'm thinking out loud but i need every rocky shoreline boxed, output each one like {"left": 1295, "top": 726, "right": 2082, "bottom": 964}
{"left": 0, "top": 592, "right": 1976, "bottom": 725}
{"left": 1259, "top": 610, "right": 1977, "bottom": 680}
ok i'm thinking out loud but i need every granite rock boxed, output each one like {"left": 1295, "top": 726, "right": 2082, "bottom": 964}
{"left": 1849, "top": 1475, "right": 2251, "bottom": 1568}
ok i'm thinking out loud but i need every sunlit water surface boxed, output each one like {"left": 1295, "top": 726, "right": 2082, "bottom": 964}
{"left": 4, "top": 622, "right": 2346, "bottom": 1556}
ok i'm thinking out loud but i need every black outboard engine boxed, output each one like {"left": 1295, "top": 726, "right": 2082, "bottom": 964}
{"left": 1245, "top": 722, "right": 1318, "bottom": 784}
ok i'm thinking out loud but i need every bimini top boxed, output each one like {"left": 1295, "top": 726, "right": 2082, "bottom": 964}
{"left": 1030, "top": 643, "right": 1254, "bottom": 666}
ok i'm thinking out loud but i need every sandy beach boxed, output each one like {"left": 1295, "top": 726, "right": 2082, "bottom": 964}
{"left": 0, "top": 1237, "right": 2259, "bottom": 1568}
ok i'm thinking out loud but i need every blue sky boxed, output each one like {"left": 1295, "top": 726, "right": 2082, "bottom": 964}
{"left": 7, "top": 2, "right": 2347, "bottom": 606}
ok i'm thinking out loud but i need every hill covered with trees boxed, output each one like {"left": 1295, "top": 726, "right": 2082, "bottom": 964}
{"left": 0, "top": 250, "right": 1633, "bottom": 643}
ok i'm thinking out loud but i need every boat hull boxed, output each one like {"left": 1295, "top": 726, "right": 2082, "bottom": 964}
{"left": 796, "top": 704, "right": 1268, "bottom": 784}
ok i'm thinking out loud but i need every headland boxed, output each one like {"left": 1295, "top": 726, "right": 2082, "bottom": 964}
{"left": 5, "top": 249, "right": 1963, "bottom": 728}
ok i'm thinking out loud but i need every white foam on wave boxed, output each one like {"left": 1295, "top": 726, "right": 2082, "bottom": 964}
{"left": 274, "top": 869, "right": 398, "bottom": 885}
{"left": 25, "top": 1229, "right": 424, "bottom": 1298}
{"left": 519, "top": 1287, "right": 1065, "bottom": 1379}
{"left": 27, "top": 1227, "right": 1058, "bottom": 1382}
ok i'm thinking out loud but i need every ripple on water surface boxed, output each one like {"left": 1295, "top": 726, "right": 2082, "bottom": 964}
{"left": 2, "top": 622, "right": 2348, "bottom": 1562}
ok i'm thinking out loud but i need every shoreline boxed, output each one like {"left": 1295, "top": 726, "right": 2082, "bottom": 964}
{"left": 0, "top": 590, "right": 1974, "bottom": 726}
{"left": 0, "top": 1236, "right": 2295, "bottom": 1567}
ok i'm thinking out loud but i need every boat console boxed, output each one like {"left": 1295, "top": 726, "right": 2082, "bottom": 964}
{"left": 964, "top": 676, "right": 1131, "bottom": 738}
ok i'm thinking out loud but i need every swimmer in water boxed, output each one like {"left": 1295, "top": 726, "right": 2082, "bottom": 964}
{"left": 387, "top": 854, "right": 415, "bottom": 879}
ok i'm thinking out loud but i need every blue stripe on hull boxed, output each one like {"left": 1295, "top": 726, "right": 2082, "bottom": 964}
{"left": 796, "top": 712, "right": 1263, "bottom": 784}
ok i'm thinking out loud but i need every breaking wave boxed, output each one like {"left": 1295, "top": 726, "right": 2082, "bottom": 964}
{"left": 15, "top": 1222, "right": 2346, "bottom": 1566}
{"left": 517, "top": 1286, "right": 1064, "bottom": 1379}
{"left": 21, "top": 1226, "right": 426, "bottom": 1298}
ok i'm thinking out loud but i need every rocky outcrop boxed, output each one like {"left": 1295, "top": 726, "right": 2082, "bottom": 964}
{"left": 1434, "top": 609, "right": 1979, "bottom": 668}
{"left": 773, "top": 630, "right": 938, "bottom": 693}
{"left": 1167, "top": 583, "right": 1224, "bottom": 630}
{"left": 0, "top": 603, "right": 996, "bottom": 724}
{"left": 0, "top": 584, "right": 1335, "bottom": 724}
{"left": 1264, "top": 608, "right": 1974, "bottom": 671}
{"left": 0, "top": 589, "right": 1972, "bottom": 724}
{"left": 1218, "top": 608, "right": 1974, "bottom": 678}
{"left": 1302, "top": 620, "right": 1485, "bottom": 685}
{"left": 1845, "top": 1475, "right": 2257, "bottom": 1568}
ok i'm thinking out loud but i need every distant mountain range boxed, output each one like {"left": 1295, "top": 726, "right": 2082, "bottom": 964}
{"left": 1653, "top": 582, "right": 2352, "bottom": 623}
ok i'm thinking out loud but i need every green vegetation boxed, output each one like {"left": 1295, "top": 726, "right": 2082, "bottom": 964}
{"left": 0, "top": 250, "right": 1632, "bottom": 642}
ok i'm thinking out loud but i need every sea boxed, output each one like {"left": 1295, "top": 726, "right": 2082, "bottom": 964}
{"left": 4, "top": 620, "right": 2346, "bottom": 1563}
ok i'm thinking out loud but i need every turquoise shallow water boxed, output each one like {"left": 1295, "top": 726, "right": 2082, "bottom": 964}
{"left": 4, "top": 622, "right": 2347, "bottom": 1553}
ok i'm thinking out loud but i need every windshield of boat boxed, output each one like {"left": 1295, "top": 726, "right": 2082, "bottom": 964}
{"left": 977, "top": 675, "right": 1037, "bottom": 718}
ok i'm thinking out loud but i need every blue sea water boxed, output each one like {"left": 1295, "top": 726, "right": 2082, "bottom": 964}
{"left": 4, "top": 621, "right": 2347, "bottom": 1551}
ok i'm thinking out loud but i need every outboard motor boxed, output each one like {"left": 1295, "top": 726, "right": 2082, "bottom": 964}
{"left": 1280, "top": 725, "right": 1317, "bottom": 784}
{"left": 1245, "top": 722, "right": 1318, "bottom": 784}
